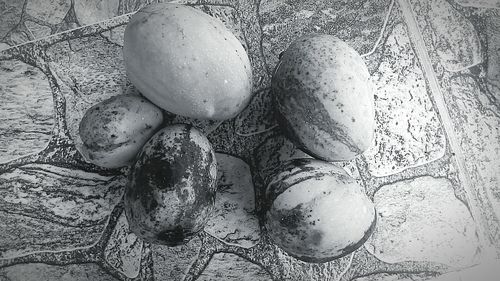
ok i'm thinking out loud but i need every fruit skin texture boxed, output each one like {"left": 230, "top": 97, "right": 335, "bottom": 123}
{"left": 272, "top": 34, "right": 375, "bottom": 161}
{"left": 78, "top": 94, "right": 163, "bottom": 168}
{"left": 123, "top": 3, "right": 253, "bottom": 120}
{"left": 124, "top": 124, "right": 217, "bottom": 246}
{"left": 265, "top": 159, "right": 376, "bottom": 263}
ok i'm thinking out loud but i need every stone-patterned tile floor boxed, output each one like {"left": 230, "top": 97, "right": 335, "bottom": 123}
{"left": 0, "top": 0, "right": 499, "bottom": 280}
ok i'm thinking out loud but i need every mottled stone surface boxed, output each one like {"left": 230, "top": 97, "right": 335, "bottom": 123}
{"left": 0, "top": 164, "right": 125, "bottom": 258}
{"left": 0, "top": 263, "right": 118, "bottom": 281}
{"left": 454, "top": 0, "right": 500, "bottom": 9}
{"left": 352, "top": 273, "right": 430, "bottom": 281}
{"left": 366, "top": 176, "right": 479, "bottom": 267}
{"left": 0, "top": 0, "right": 24, "bottom": 39}
{"left": 205, "top": 153, "right": 260, "bottom": 248}
{"left": 198, "top": 253, "right": 271, "bottom": 280}
{"left": 363, "top": 20, "right": 446, "bottom": 177}
{"left": 413, "top": 0, "right": 482, "bottom": 72}
{"left": 151, "top": 237, "right": 201, "bottom": 280}
{"left": 259, "top": 0, "right": 390, "bottom": 72}
{"left": 0, "top": 59, "right": 54, "bottom": 163}
{"left": 74, "top": 0, "right": 120, "bottom": 26}
{"left": 234, "top": 89, "right": 277, "bottom": 136}
{"left": 26, "top": 0, "right": 71, "bottom": 25}
{"left": 104, "top": 213, "right": 143, "bottom": 279}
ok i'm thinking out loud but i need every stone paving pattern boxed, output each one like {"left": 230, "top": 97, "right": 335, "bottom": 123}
{"left": 0, "top": 0, "right": 499, "bottom": 280}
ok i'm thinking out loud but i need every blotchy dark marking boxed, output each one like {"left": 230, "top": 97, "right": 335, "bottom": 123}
{"left": 272, "top": 42, "right": 363, "bottom": 158}
{"left": 278, "top": 204, "right": 304, "bottom": 229}
{"left": 157, "top": 226, "right": 193, "bottom": 247}
{"left": 265, "top": 159, "right": 340, "bottom": 205}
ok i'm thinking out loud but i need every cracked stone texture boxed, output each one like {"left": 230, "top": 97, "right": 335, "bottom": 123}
{"left": 74, "top": 0, "right": 120, "bottom": 26}
{"left": 204, "top": 153, "right": 260, "bottom": 248}
{"left": 363, "top": 18, "right": 446, "bottom": 177}
{"left": 0, "top": 263, "right": 119, "bottom": 281}
{"left": 454, "top": 0, "right": 500, "bottom": 9}
{"left": 259, "top": 0, "right": 390, "bottom": 73}
{"left": 197, "top": 253, "right": 271, "bottom": 280}
{"left": 365, "top": 176, "right": 480, "bottom": 267}
{"left": 411, "top": 0, "right": 482, "bottom": 72}
{"left": 0, "top": 59, "right": 54, "bottom": 163}
{"left": 104, "top": 213, "right": 143, "bottom": 279}
{"left": 485, "top": 11, "right": 500, "bottom": 104}
{"left": 151, "top": 237, "right": 201, "bottom": 280}
{"left": 26, "top": 0, "right": 71, "bottom": 25}
{"left": 1, "top": 0, "right": 500, "bottom": 280}
{"left": 0, "top": 164, "right": 125, "bottom": 259}
{"left": 24, "top": 21, "right": 52, "bottom": 39}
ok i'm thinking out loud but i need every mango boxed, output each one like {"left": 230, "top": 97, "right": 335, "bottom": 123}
{"left": 124, "top": 124, "right": 217, "bottom": 246}
{"left": 123, "top": 3, "right": 253, "bottom": 120}
{"left": 272, "top": 34, "right": 375, "bottom": 161}
{"left": 265, "top": 158, "right": 376, "bottom": 262}
{"left": 78, "top": 94, "right": 163, "bottom": 168}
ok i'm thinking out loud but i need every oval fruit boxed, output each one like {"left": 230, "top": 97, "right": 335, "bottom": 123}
{"left": 265, "top": 158, "right": 376, "bottom": 262}
{"left": 272, "top": 34, "right": 375, "bottom": 161}
{"left": 123, "top": 3, "right": 253, "bottom": 120}
{"left": 78, "top": 94, "right": 163, "bottom": 168}
{"left": 124, "top": 124, "right": 217, "bottom": 246}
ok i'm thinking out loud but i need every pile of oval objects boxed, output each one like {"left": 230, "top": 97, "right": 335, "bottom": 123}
{"left": 78, "top": 3, "right": 377, "bottom": 263}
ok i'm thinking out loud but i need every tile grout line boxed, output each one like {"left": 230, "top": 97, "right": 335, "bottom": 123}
{"left": 398, "top": 0, "right": 496, "bottom": 259}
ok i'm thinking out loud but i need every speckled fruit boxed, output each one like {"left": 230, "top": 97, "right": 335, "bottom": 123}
{"left": 272, "top": 34, "right": 374, "bottom": 161}
{"left": 265, "top": 159, "right": 376, "bottom": 262}
{"left": 123, "top": 3, "right": 253, "bottom": 120}
{"left": 78, "top": 94, "right": 163, "bottom": 168}
{"left": 124, "top": 124, "right": 217, "bottom": 246}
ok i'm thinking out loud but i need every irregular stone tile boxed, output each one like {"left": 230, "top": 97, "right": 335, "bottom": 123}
{"left": 485, "top": 12, "right": 500, "bottom": 103}
{"left": 204, "top": 153, "right": 260, "bottom": 248}
{"left": 365, "top": 176, "right": 479, "bottom": 267}
{"left": 352, "top": 273, "right": 429, "bottom": 281}
{"left": 454, "top": 0, "right": 500, "bottom": 9}
{"left": 234, "top": 88, "right": 277, "bottom": 136}
{"left": 26, "top": 0, "right": 71, "bottom": 25}
{"left": 0, "top": 0, "right": 24, "bottom": 39}
{"left": 104, "top": 213, "right": 143, "bottom": 279}
{"left": 0, "top": 164, "right": 125, "bottom": 258}
{"left": 0, "top": 263, "right": 119, "bottom": 281}
{"left": 24, "top": 21, "right": 52, "bottom": 39}
{"left": 254, "top": 134, "right": 312, "bottom": 183}
{"left": 46, "top": 36, "right": 127, "bottom": 152}
{"left": 0, "top": 42, "right": 11, "bottom": 51}
{"left": 259, "top": 0, "right": 390, "bottom": 71}
{"left": 74, "top": 0, "right": 120, "bottom": 26}
{"left": 363, "top": 23, "right": 446, "bottom": 177}
{"left": 151, "top": 237, "right": 201, "bottom": 280}
{"left": 0, "top": 59, "right": 54, "bottom": 163}
{"left": 416, "top": 0, "right": 482, "bottom": 72}
{"left": 443, "top": 75, "right": 500, "bottom": 243}
{"left": 427, "top": 259, "right": 500, "bottom": 281}
{"left": 197, "top": 253, "right": 271, "bottom": 281}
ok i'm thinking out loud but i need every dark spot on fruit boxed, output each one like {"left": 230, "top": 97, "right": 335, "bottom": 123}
{"left": 310, "top": 229, "right": 323, "bottom": 246}
{"left": 157, "top": 226, "right": 189, "bottom": 246}
{"left": 278, "top": 204, "right": 304, "bottom": 229}
{"left": 351, "top": 117, "right": 356, "bottom": 122}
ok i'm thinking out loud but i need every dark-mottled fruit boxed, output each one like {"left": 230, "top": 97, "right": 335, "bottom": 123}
{"left": 124, "top": 124, "right": 217, "bottom": 246}
{"left": 272, "top": 34, "right": 374, "bottom": 161}
{"left": 78, "top": 94, "right": 163, "bottom": 168}
{"left": 265, "top": 158, "right": 376, "bottom": 262}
